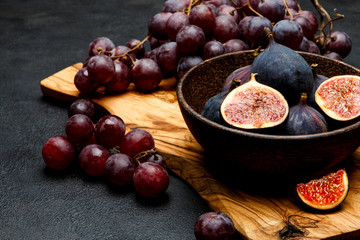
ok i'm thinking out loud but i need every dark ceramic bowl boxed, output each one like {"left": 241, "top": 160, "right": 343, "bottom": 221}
{"left": 177, "top": 50, "right": 360, "bottom": 184}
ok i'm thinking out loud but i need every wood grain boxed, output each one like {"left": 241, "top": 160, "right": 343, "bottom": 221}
{"left": 40, "top": 63, "right": 360, "bottom": 240}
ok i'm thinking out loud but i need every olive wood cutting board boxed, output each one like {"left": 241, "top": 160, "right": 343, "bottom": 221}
{"left": 40, "top": 63, "right": 360, "bottom": 240}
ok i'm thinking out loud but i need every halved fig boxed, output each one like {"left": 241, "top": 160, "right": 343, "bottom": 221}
{"left": 220, "top": 73, "right": 289, "bottom": 129}
{"left": 315, "top": 75, "right": 360, "bottom": 121}
{"left": 296, "top": 169, "right": 349, "bottom": 210}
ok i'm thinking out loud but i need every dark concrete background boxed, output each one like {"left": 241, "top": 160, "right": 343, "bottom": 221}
{"left": 0, "top": 0, "right": 359, "bottom": 239}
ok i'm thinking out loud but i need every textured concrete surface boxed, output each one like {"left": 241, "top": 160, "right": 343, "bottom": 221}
{"left": 0, "top": 0, "right": 359, "bottom": 239}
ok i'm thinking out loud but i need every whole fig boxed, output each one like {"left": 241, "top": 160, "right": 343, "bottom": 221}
{"left": 285, "top": 93, "right": 328, "bottom": 135}
{"left": 250, "top": 28, "right": 314, "bottom": 105}
{"left": 201, "top": 91, "right": 228, "bottom": 124}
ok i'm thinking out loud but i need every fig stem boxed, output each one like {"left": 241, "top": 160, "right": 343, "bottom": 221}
{"left": 300, "top": 92, "right": 308, "bottom": 102}
{"left": 250, "top": 73, "right": 258, "bottom": 81}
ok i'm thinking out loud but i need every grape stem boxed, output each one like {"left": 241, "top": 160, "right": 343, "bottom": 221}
{"left": 310, "top": 0, "right": 344, "bottom": 51}
{"left": 246, "top": 0, "right": 263, "bottom": 17}
{"left": 282, "top": 0, "right": 293, "bottom": 19}
{"left": 127, "top": 35, "right": 151, "bottom": 55}
{"left": 112, "top": 146, "right": 121, "bottom": 153}
{"left": 134, "top": 148, "right": 157, "bottom": 165}
{"left": 294, "top": 0, "right": 302, "bottom": 12}
{"left": 110, "top": 34, "right": 151, "bottom": 66}
{"left": 186, "top": 0, "right": 194, "bottom": 15}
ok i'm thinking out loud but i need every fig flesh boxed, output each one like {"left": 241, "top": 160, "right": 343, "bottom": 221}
{"left": 307, "top": 65, "right": 328, "bottom": 108}
{"left": 285, "top": 93, "right": 328, "bottom": 135}
{"left": 250, "top": 29, "right": 314, "bottom": 105}
{"left": 296, "top": 169, "right": 349, "bottom": 210}
{"left": 220, "top": 73, "right": 289, "bottom": 129}
{"left": 315, "top": 75, "right": 360, "bottom": 121}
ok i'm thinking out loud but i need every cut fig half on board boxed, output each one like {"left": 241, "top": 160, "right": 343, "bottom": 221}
{"left": 296, "top": 169, "right": 349, "bottom": 210}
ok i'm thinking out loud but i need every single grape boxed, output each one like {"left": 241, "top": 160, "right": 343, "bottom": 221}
{"left": 105, "top": 153, "right": 135, "bottom": 186}
{"left": 74, "top": 67, "right": 99, "bottom": 95}
{"left": 87, "top": 55, "right": 115, "bottom": 84}
{"left": 194, "top": 212, "right": 235, "bottom": 240}
{"left": 213, "top": 15, "right": 239, "bottom": 43}
{"left": 88, "top": 37, "right": 115, "bottom": 57}
{"left": 78, "top": 144, "right": 111, "bottom": 176}
{"left": 149, "top": 36, "right": 170, "bottom": 50}
{"left": 203, "top": 0, "right": 228, "bottom": 8}
{"left": 176, "top": 24, "right": 206, "bottom": 54}
{"left": 297, "top": 36, "right": 310, "bottom": 52}
{"left": 189, "top": 4, "right": 216, "bottom": 35}
{"left": 244, "top": 16, "right": 272, "bottom": 47}
{"left": 223, "top": 39, "right": 250, "bottom": 53}
{"left": 132, "top": 58, "right": 163, "bottom": 92}
{"left": 162, "top": 0, "right": 190, "bottom": 13}
{"left": 106, "top": 60, "right": 131, "bottom": 93}
{"left": 284, "top": 8, "right": 298, "bottom": 20}
{"left": 143, "top": 47, "right": 159, "bottom": 62}
{"left": 233, "top": 0, "right": 260, "bottom": 16}
{"left": 68, "top": 99, "right": 95, "bottom": 119}
{"left": 177, "top": 56, "right": 203, "bottom": 79}
{"left": 156, "top": 41, "right": 180, "bottom": 72}
{"left": 82, "top": 133, "right": 97, "bottom": 147}
{"left": 324, "top": 51, "right": 343, "bottom": 61}
{"left": 204, "top": 3, "right": 217, "bottom": 14}
{"left": 119, "top": 129, "right": 155, "bottom": 159}
{"left": 112, "top": 45, "right": 136, "bottom": 68}
{"left": 285, "top": 0, "right": 299, "bottom": 11}
{"left": 42, "top": 135, "right": 75, "bottom": 170}
{"left": 166, "top": 12, "right": 189, "bottom": 41}
{"left": 202, "top": 40, "right": 226, "bottom": 60}
{"left": 273, "top": 19, "right": 303, "bottom": 50}
{"left": 293, "top": 16, "right": 312, "bottom": 40}
{"left": 133, "top": 162, "right": 169, "bottom": 198}
{"left": 308, "top": 40, "right": 321, "bottom": 54}
{"left": 146, "top": 153, "right": 168, "bottom": 169}
{"left": 216, "top": 5, "right": 239, "bottom": 23}
{"left": 257, "top": 0, "right": 285, "bottom": 23}
{"left": 325, "top": 31, "right": 352, "bottom": 58}
{"left": 126, "top": 39, "right": 145, "bottom": 59}
{"left": 294, "top": 10, "right": 318, "bottom": 38}
{"left": 95, "top": 115, "right": 126, "bottom": 149}
{"left": 148, "top": 12, "right": 173, "bottom": 40}
{"left": 65, "top": 114, "right": 94, "bottom": 146}
{"left": 238, "top": 16, "right": 254, "bottom": 41}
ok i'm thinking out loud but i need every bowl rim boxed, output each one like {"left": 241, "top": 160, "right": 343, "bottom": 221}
{"left": 176, "top": 50, "right": 360, "bottom": 141}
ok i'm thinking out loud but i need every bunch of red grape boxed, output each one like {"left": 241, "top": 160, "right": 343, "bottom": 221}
{"left": 42, "top": 99, "right": 169, "bottom": 198}
{"left": 73, "top": 0, "right": 351, "bottom": 96}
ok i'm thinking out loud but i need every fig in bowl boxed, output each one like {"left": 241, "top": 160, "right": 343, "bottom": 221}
{"left": 176, "top": 50, "right": 360, "bottom": 186}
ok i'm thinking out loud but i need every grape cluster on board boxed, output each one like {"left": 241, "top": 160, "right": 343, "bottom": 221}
{"left": 42, "top": 98, "right": 169, "bottom": 199}
{"left": 74, "top": 0, "right": 351, "bottom": 96}
{"left": 42, "top": 99, "right": 236, "bottom": 238}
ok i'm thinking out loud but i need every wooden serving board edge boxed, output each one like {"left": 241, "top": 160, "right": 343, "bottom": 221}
{"left": 40, "top": 63, "right": 360, "bottom": 240}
